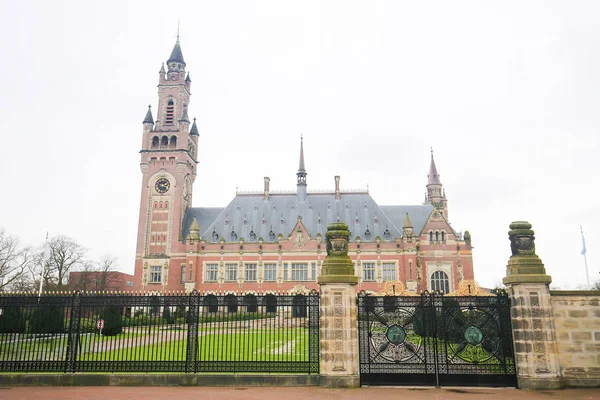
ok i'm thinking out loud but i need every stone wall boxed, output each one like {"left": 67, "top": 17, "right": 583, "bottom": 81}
{"left": 550, "top": 291, "right": 600, "bottom": 387}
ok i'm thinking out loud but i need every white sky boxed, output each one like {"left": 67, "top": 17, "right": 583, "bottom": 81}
{"left": 0, "top": 1, "right": 598, "bottom": 289}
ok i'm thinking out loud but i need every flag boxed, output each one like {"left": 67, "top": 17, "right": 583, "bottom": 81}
{"left": 580, "top": 226, "right": 587, "bottom": 256}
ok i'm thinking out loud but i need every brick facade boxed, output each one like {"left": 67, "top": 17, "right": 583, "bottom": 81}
{"left": 132, "top": 39, "right": 475, "bottom": 295}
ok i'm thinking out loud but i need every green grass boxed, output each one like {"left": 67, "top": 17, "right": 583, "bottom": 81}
{"left": 77, "top": 328, "right": 309, "bottom": 362}
{"left": 0, "top": 332, "right": 145, "bottom": 361}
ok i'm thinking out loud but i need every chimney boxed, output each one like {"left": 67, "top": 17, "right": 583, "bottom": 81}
{"left": 335, "top": 176, "right": 341, "bottom": 200}
{"left": 264, "top": 177, "right": 270, "bottom": 201}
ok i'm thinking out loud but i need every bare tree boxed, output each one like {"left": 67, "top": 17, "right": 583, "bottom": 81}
{"left": 592, "top": 279, "right": 600, "bottom": 291}
{"left": 68, "top": 260, "right": 96, "bottom": 292}
{"left": 0, "top": 228, "right": 32, "bottom": 291}
{"left": 47, "top": 235, "right": 86, "bottom": 290}
{"left": 94, "top": 254, "right": 120, "bottom": 292}
{"left": 69, "top": 255, "right": 120, "bottom": 292}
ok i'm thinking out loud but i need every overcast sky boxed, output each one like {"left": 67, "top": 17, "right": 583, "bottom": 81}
{"left": 1, "top": 1, "right": 598, "bottom": 289}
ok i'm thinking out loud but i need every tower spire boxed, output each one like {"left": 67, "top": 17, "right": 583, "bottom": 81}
{"left": 296, "top": 136, "right": 307, "bottom": 201}
{"left": 425, "top": 148, "right": 448, "bottom": 217}
{"left": 298, "top": 135, "right": 307, "bottom": 175}
{"left": 427, "top": 147, "right": 441, "bottom": 185}
{"left": 167, "top": 25, "right": 186, "bottom": 68}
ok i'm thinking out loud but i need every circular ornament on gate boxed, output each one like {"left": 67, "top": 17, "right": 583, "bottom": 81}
{"left": 386, "top": 324, "right": 406, "bottom": 345}
{"left": 464, "top": 325, "right": 483, "bottom": 345}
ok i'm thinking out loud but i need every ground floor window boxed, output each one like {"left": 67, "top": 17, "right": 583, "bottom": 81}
{"left": 225, "top": 263, "right": 237, "bottom": 281}
{"left": 150, "top": 266, "right": 162, "bottom": 283}
{"left": 363, "top": 262, "right": 375, "bottom": 281}
{"left": 205, "top": 264, "right": 218, "bottom": 282}
{"left": 264, "top": 263, "right": 276, "bottom": 281}
{"left": 291, "top": 263, "right": 308, "bottom": 281}
{"left": 382, "top": 263, "right": 396, "bottom": 281}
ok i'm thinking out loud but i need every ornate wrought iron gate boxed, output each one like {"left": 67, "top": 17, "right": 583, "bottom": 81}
{"left": 357, "top": 291, "right": 516, "bottom": 387}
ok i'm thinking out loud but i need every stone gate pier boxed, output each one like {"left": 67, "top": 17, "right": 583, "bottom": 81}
{"left": 317, "top": 223, "right": 360, "bottom": 388}
{"left": 504, "top": 221, "right": 600, "bottom": 389}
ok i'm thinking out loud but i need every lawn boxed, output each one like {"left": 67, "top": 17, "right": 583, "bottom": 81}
{"left": 79, "top": 328, "right": 309, "bottom": 362}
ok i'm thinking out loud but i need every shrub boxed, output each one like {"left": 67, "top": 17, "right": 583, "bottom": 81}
{"left": 162, "top": 307, "right": 175, "bottom": 324}
{"left": 0, "top": 307, "right": 26, "bottom": 333}
{"left": 101, "top": 306, "right": 123, "bottom": 336}
{"left": 29, "top": 301, "right": 65, "bottom": 334}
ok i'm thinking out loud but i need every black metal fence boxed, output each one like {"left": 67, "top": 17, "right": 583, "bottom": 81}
{"left": 358, "top": 292, "right": 516, "bottom": 387}
{"left": 0, "top": 291, "right": 320, "bottom": 374}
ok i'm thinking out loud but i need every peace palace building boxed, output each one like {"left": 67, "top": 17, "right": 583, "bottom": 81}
{"left": 133, "top": 39, "right": 475, "bottom": 295}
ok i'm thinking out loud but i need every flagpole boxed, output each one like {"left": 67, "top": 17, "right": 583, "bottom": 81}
{"left": 581, "top": 226, "right": 590, "bottom": 288}
{"left": 39, "top": 232, "right": 50, "bottom": 298}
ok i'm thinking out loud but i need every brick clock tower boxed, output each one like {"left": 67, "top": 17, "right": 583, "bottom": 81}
{"left": 134, "top": 37, "right": 199, "bottom": 290}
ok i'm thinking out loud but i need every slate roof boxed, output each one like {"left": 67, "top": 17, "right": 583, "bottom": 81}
{"left": 167, "top": 41, "right": 186, "bottom": 66}
{"left": 143, "top": 105, "right": 154, "bottom": 124}
{"left": 182, "top": 193, "right": 434, "bottom": 243}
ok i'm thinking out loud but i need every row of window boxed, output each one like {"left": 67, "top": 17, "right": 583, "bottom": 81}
{"left": 429, "top": 231, "right": 446, "bottom": 242}
{"left": 149, "top": 264, "right": 450, "bottom": 293}
{"left": 360, "top": 262, "right": 397, "bottom": 281}
{"left": 151, "top": 135, "right": 177, "bottom": 148}
{"left": 203, "top": 263, "right": 318, "bottom": 282}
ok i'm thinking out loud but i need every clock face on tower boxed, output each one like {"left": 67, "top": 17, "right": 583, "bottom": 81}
{"left": 155, "top": 178, "right": 170, "bottom": 194}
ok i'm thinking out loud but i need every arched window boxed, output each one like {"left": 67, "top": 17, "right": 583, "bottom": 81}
{"left": 441, "top": 231, "right": 445, "bottom": 242}
{"left": 244, "top": 294, "right": 258, "bottom": 313}
{"left": 161, "top": 136, "right": 169, "bottom": 146}
{"left": 225, "top": 294, "right": 238, "bottom": 313}
{"left": 429, "top": 231, "right": 433, "bottom": 242}
{"left": 170, "top": 136, "right": 177, "bottom": 148}
{"left": 165, "top": 100, "right": 175, "bottom": 125}
{"left": 435, "top": 231, "right": 439, "bottom": 242}
{"left": 152, "top": 136, "right": 159, "bottom": 147}
{"left": 430, "top": 271, "right": 450, "bottom": 294}
{"left": 269, "top": 230, "right": 276, "bottom": 241}
{"left": 265, "top": 294, "right": 277, "bottom": 313}
{"left": 204, "top": 294, "right": 218, "bottom": 313}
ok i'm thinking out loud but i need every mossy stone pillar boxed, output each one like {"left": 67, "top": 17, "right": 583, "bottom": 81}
{"left": 318, "top": 223, "right": 360, "bottom": 388}
{"left": 503, "top": 221, "right": 561, "bottom": 389}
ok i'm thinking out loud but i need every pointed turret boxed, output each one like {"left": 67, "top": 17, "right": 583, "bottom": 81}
{"left": 403, "top": 212, "right": 414, "bottom": 239}
{"left": 143, "top": 105, "right": 154, "bottom": 125}
{"left": 296, "top": 136, "right": 307, "bottom": 201}
{"left": 427, "top": 148, "right": 441, "bottom": 185}
{"left": 403, "top": 213, "right": 413, "bottom": 229}
{"left": 187, "top": 217, "right": 200, "bottom": 241}
{"left": 185, "top": 72, "right": 191, "bottom": 83}
{"left": 189, "top": 118, "right": 199, "bottom": 136}
{"left": 167, "top": 39, "right": 186, "bottom": 67}
{"left": 426, "top": 148, "right": 448, "bottom": 218}
{"left": 180, "top": 103, "right": 190, "bottom": 123}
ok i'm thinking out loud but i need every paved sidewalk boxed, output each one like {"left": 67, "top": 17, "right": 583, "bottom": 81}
{"left": 0, "top": 387, "right": 598, "bottom": 400}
